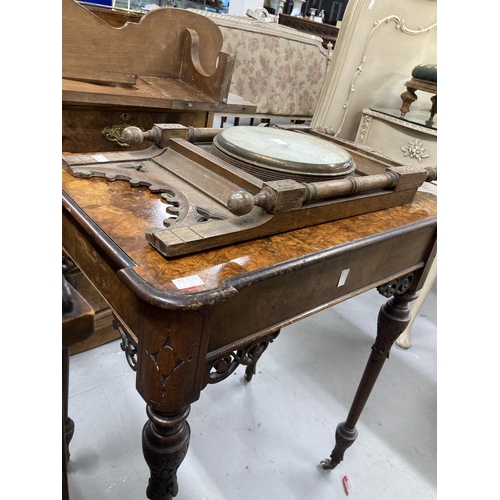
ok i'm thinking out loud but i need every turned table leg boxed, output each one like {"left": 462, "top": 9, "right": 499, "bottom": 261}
{"left": 321, "top": 288, "right": 418, "bottom": 469}
{"left": 142, "top": 405, "right": 191, "bottom": 500}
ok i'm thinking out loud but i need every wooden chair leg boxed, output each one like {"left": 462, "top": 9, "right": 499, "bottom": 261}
{"left": 400, "top": 86, "right": 417, "bottom": 117}
{"left": 430, "top": 95, "right": 437, "bottom": 119}
{"left": 62, "top": 267, "right": 94, "bottom": 498}
{"left": 63, "top": 417, "right": 70, "bottom": 500}
{"left": 63, "top": 347, "right": 74, "bottom": 461}
{"left": 62, "top": 347, "right": 72, "bottom": 500}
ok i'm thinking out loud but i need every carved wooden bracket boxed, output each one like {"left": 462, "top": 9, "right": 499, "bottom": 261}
{"left": 377, "top": 273, "right": 414, "bottom": 298}
{"left": 113, "top": 315, "right": 138, "bottom": 371}
{"left": 203, "top": 330, "right": 281, "bottom": 387}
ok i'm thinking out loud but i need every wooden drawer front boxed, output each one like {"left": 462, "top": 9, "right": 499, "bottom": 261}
{"left": 62, "top": 108, "right": 209, "bottom": 153}
{"left": 208, "top": 223, "right": 435, "bottom": 352}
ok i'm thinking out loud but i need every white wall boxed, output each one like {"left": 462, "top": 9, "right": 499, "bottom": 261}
{"left": 312, "top": 0, "right": 437, "bottom": 141}
{"left": 228, "top": 0, "right": 265, "bottom": 16}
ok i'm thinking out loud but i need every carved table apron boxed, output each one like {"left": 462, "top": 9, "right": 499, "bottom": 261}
{"left": 62, "top": 170, "right": 436, "bottom": 499}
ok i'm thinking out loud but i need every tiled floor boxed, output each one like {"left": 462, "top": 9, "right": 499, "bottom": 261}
{"left": 66, "top": 280, "right": 437, "bottom": 500}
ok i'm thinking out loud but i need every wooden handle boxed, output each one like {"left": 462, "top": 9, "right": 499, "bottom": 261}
{"left": 122, "top": 126, "right": 161, "bottom": 146}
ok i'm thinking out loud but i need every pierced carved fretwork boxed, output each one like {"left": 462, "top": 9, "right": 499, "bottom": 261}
{"left": 204, "top": 330, "right": 281, "bottom": 387}
{"left": 377, "top": 273, "right": 414, "bottom": 298}
{"left": 114, "top": 315, "right": 138, "bottom": 371}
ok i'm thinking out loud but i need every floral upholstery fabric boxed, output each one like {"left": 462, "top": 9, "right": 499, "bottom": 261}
{"left": 188, "top": 11, "right": 332, "bottom": 118}
{"left": 223, "top": 29, "right": 328, "bottom": 116}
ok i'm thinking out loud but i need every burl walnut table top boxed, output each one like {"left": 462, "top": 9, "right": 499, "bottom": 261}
{"left": 62, "top": 169, "right": 436, "bottom": 297}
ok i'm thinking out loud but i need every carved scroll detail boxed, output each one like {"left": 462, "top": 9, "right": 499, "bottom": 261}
{"left": 203, "top": 330, "right": 281, "bottom": 387}
{"left": 356, "top": 114, "right": 372, "bottom": 143}
{"left": 377, "top": 273, "right": 414, "bottom": 298}
{"left": 114, "top": 315, "right": 138, "bottom": 371}
{"left": 334, "top": 15, "right": 437, "bottom": 136}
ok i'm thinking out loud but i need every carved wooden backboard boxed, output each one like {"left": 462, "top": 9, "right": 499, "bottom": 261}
{"left": 62, "top": 0, "right": 234, "bottom": 103}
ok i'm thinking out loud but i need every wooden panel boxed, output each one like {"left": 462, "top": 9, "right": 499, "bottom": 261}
{"left": 86, "top": 5, "right": 143, "bottom": 27}
{"left": 62, "top": 107, "right": 210, "bottom": 153}
{"left": 72, "top": 269, "right": 109, "bottom": 313}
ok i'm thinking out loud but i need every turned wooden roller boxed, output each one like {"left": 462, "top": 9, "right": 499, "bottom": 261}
{"left": 227, "top": 166, "right": 437, "bottom": 215}
{"left": 122, "top": 124, "right": 223, "bottom": 148}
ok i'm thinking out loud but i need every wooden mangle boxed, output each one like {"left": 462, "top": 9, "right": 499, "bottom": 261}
{"left": 63, "top": 123, "right": 437, "bottom": 258}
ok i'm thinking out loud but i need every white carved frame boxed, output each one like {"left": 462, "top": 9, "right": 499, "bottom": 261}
{"left": 312, "top": 0, "right": 437, "bottom": 138}
{"left": 335, "top": 16, "right": 437, "bottom": 136}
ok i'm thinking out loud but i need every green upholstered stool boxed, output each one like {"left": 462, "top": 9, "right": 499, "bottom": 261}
{"left": 400, "top": 63, "right": 437, "bottom": 122}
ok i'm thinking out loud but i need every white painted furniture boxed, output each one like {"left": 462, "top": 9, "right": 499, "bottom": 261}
{"left": 356, "top": 107, "right": 436, "bottom": 167}
{"left": 311, "top": 0, "right": 437, "bottom": 142}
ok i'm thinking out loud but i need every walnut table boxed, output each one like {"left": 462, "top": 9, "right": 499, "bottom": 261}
{"left": 62, "top": 168, "right": 437, "bottom": 499}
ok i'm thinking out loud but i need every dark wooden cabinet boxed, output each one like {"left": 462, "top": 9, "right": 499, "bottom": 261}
{"left": 279, "top": 13, "right": 339, "bottom": 49}
{"left": 283, "top": 0, "right": 348, "bottom": 25}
